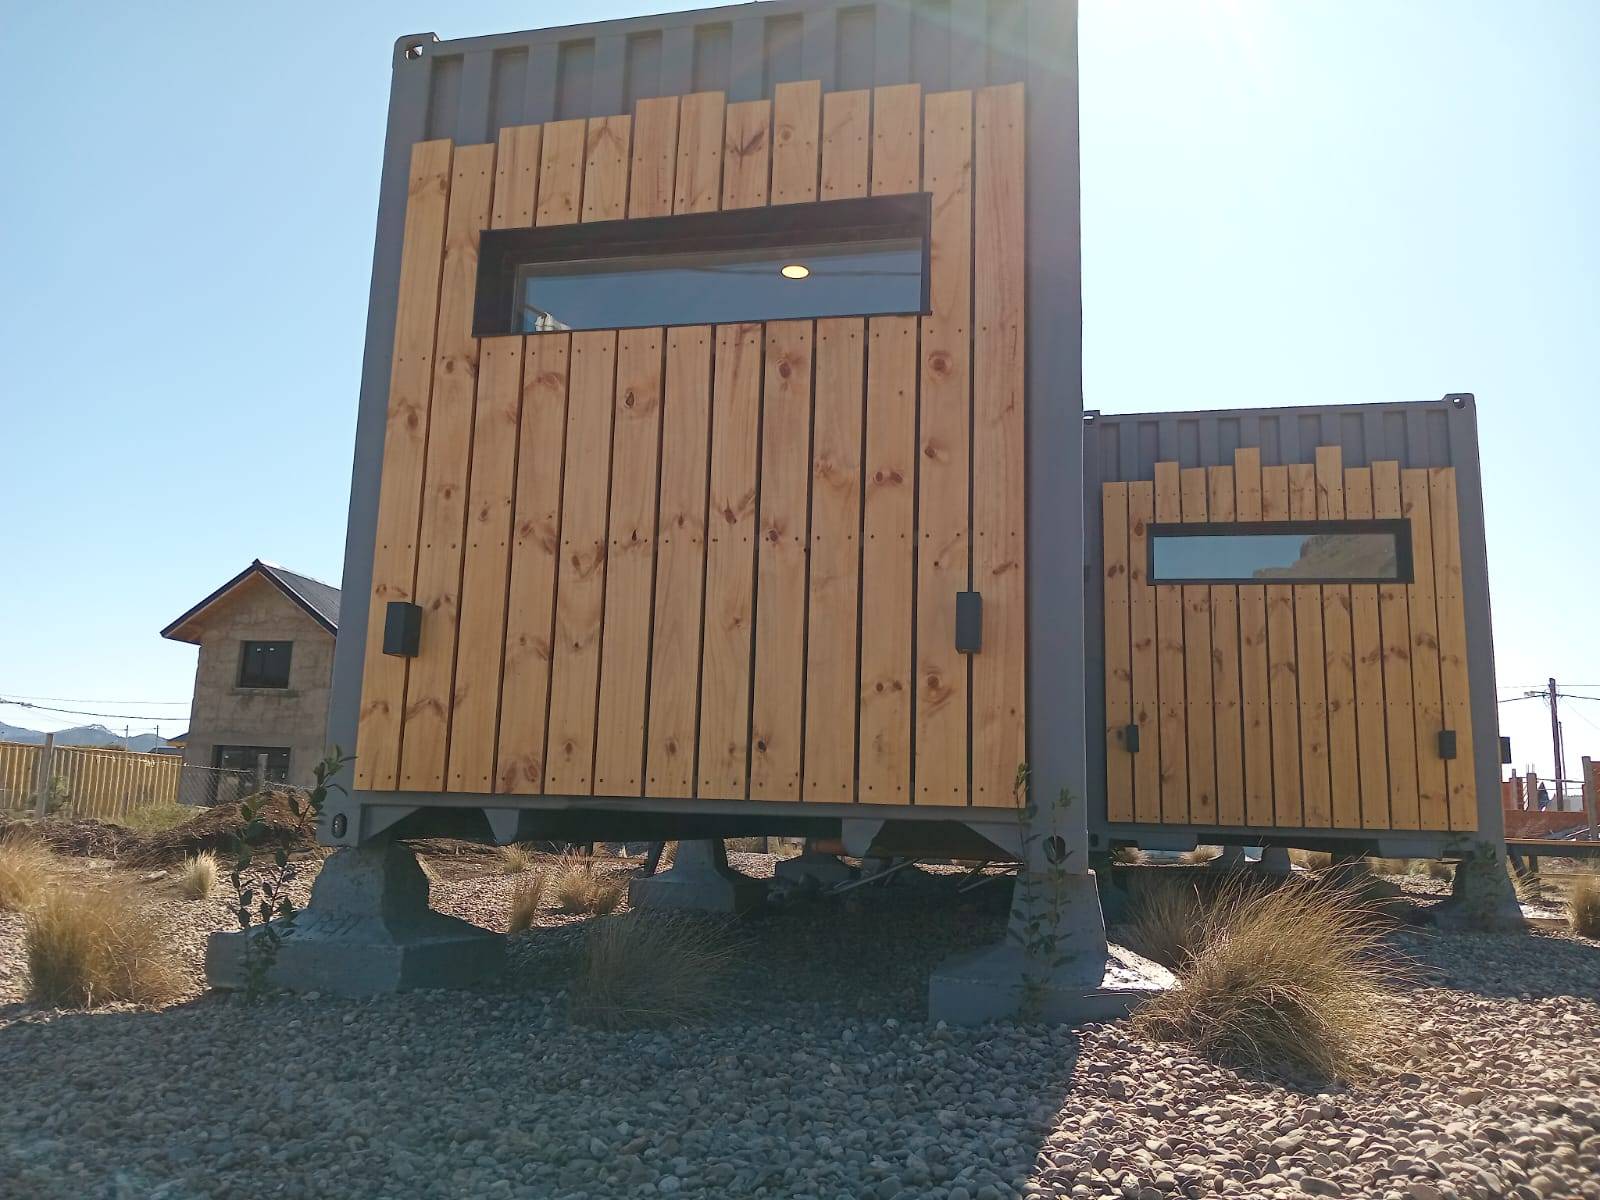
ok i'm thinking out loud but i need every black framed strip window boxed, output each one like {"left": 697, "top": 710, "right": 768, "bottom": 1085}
{"left": 473, "top": 193, "right": 931, "bottom": 336}
{"left": 1147, "top": 520, "right": 1414, "bottom": 585}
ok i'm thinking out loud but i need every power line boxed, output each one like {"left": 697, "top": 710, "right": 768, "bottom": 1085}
{"left": 0, "top": 690, "right": 188, "bottom": 707}
{"left": 0, "top": 697, "right": 188, "bottom": 724}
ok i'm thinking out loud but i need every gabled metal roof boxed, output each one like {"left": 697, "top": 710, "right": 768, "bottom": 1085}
{"left": 160, "top": 559, "right": 340, "bottom": 644}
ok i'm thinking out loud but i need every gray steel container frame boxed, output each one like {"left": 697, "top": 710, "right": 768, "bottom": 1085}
{"left": 1080, "top": 395, "right": 1506, "bottom": 859}
{"left": 322, "top": 0, "right": 1086, "bottom": 850}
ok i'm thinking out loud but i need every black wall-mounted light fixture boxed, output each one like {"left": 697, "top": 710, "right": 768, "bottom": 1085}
{"left": 383, "top": 601, "right": 423, "bottom": 658}
{"left": 1438, "top": 729, "right": 1458, "bottom": 761}
{"left": 955, "top": 591, "right": 982, "bottom": 654}
{"left": 1500, "top": 736, "right": 1512, "bottom": 765}
{"left": 1123, "top": 724, "right": 1141, "bottom": 753}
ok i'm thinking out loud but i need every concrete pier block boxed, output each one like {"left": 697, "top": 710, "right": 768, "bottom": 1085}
{"left": 627, "top": 838, "right": 768, "bottom": 915}
{"left": 206, "top": 840, "right": 503, "bottom": 996}
{"left": 773, "top": 841, "right": 858, "bottom": 888}
{"left": 1432, "top": 847, "right": 1526, "bottom": 932}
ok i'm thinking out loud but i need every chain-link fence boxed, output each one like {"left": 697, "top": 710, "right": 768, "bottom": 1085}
{"left": 175, "top": 763, "right": 311, "bottom": 809}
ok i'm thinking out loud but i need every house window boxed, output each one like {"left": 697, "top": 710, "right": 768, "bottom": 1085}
{"left": 1148, "top": 520, "right": 1413, "bottom": 585}
{"left": 214, "top": 745, "right": 291, "bottom": 783}
{"left": 237, "top": 640, "right": 293, "bottom": 689}
{"left": 473, "top": 193, "right": 930, "bottom": 336}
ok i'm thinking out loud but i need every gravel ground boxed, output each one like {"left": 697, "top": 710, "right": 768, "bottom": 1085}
{"left": 1, "top": 852, "right": 1598, "bottom": 1200}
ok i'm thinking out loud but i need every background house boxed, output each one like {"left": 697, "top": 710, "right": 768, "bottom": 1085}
{"left": 161, "top": 560, "right": 339, "bottom": 790}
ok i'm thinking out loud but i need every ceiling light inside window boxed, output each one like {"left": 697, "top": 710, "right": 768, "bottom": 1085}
{"left": 780, "top": 263, "right": 810, "bottom": 280}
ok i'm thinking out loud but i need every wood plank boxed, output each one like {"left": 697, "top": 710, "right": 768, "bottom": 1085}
{"left": 1234, "top": 447, "right": 1273, "bottom": 826}
{"left": 1154, "top": 460, "right": 1188, "bottom": 824}
{"left": 536, "top": 118, "right": 587, "bottom": 225}
{"left": 721, "top": 100, "right": 772, "bottom": 211}
{"left": 1316, "top": 446, "right": 1361, "bottom": 828}
{"left": 872, "top": 84, "right": 923, "bottom": 195}
{"left": 1290, "top": 463, "right": 1332, "bottom": 827}
{"left": 1208, "top": 466, "right": 1245, "bottom": 827}
{"left": 1262, "top": 465, "right": 1302, "bottom": 827}
{"left": 1404, "top": 468, "right": 1449, "bottom": 831}
{"left": 674, "top": 92, "right": 726, "bottom": 213}
{"left": 698, "top": 323, "right": 764, "bottom": 798}
{"left": 1373, "top": 459, "right": 1419, "bottom": 829}
{"left": 858, "top": 316, "right": 918, "bottom": 802}
{"left": 820, "top": 90, "right": 871, "bottom": 201}
{"left": 971, "top": 82, "right": 1027, "bottom": 808}
{"left": 399, "top": 141, "right": 497, "bottom": 792}
{"left": 645, "top": 327, "right": 714, "bottom": 797}
{"left": 446, "top": 335, "right": 524, "bottom": 792}
{"left": 628, "top": 96, "right": 679, "bottom": 218}
{"left": 355, "top": 138, "right": 453, "bottom": 791}
{"left": 770, "top": 81, "right": 821, "bottom": 204}
{"left": 1103, "top": 483, "right": 1133, "bottom": 823}
{"left": 581, "top": 115, "right": 632, "bottom": 221}
{"left": 750, "top": 320, "right": 814, "bottom": 800}
{"left": 915, "top": 88, "right": 973, "bottom": 805}
{"left": 495, "top": 334, "right": 569, "bottom": 795}
{"left": 1431, "top": 468, "right": 1477, "bottom": 831}
{"left": 492, "top": 125, "right": 542, "bottom": 228}
{"left": 1180, "top": 467, "right": 1217, "bottom": 825}
{"left": 543, "top": 331, "right": 618, "bottom": 796}
{"left": 1344, "top": 467, "right": 1391, "bottom": 828}
{"left": 593, "top": 329, "right": 665, "bottom": 796}
{"left": 1128, "top": 481, "right": 1162, "bottom": 824}
{"left": 802, "top": 319, "right": 866, "bottom": 801}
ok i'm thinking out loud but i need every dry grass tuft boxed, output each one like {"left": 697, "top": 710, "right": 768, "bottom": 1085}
{"left": 552, "top": 855, "right": 626, "bottom": 916}
{"left": 119, "top": 801, "right": 197, "bottom": 835}
{"left": 1110, "top": 846, "right": 1148, "bottom": 866}
{"left": 1566, "top": 875, "right": 1600, "bottom": 938}
{"left": 1417, "top": 857, "right": 1455, "bottom": 882}
{"left": 1289, "top": 849, "right": 1334, "bottom": 872}
{"left": 569, "top": 912, "right": 740, "bottom": 1029}
{"left": 496, "top": 843, "right": 540, "bottom": 875}
{"left": 25, "top": 885, "right": 185, "bottom": 1008}
{"left": 1180, "top": 845, "right": 1222, "bottom": 865}
{"left": 1134, "top": 880, "right": 1403, "bottom": 1082}
{"left": 177, "top": 852, "right": 219, "bottom": 900}
{"left": 0, "top": 834, "right": 54, "bottom": 912}
{"left": 508, "top": 872, "right": 550, "bottom": 935}
{"left": 1120, "top": 875, "right": 1209, "bottom": 970}
{"left": 1366, "top": 857, "right": 1413, "bottom": 876}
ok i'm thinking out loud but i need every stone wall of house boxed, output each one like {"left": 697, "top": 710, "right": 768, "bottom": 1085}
{"left": 181, "top": 575, "right": 334, "bottom": 790}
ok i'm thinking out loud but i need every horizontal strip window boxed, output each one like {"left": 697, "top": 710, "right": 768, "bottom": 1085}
{"left": 473, "top": 193, "right": 931, "bottom": 336}
{"left": 1147, "top": 520, "right": 1414, "bottom": 585}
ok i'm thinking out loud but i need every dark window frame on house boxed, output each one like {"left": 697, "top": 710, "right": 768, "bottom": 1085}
{"left": 213, "top": 744, "right": 292, "bottom": 783}
{"left": 237, "top": 640, "right": 293, "bottom": 689}
{"left": 1147, "top": 519, "right": 1414, "bottom": 585}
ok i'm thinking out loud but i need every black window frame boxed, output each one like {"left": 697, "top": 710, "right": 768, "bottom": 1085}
{"left": 1146, "top": 519, "right": 1414, "bottom": 586}
{"left": 237, "top": 640, "right": 294, "bottom": 689}
{"left": 213, "top": 744, "right": 292, "bottom": 784}
{"left": 472, "top": 192, "right": 933, "bottom": 338}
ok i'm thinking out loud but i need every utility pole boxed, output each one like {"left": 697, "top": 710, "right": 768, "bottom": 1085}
{"left": 1549, "top": 677, "right": 1565, "bottom": 808}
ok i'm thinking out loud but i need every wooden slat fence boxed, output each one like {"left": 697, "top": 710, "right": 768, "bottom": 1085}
{"left": 0, "top": 741, "right": 183, "bottom": 820}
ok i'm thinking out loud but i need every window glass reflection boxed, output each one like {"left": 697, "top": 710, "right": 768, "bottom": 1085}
{"left": 1151, "top": 529, "right": 1403, "bottom": 583}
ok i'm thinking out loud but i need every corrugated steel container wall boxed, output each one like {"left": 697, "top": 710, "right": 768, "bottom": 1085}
{"left": 1082, "top": 395, "right": 1506, "bottom": 853}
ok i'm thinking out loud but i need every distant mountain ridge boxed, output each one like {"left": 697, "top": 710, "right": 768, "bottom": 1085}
{"left": 0, "top": 721, "right": 168, "bottom": 753}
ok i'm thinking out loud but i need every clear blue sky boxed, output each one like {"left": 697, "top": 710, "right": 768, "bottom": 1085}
{"left": 2, "top": 1, "right": 1596, "bottom": 781}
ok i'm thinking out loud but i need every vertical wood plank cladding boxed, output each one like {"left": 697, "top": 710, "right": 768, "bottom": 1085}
{"left": 1180, "top": 468, "right": 1216, "bottom": 825}
{"left": 803, "top": 319, "right": 866, "bottom": 801}
{"left": 770, "top": 81, "right": 821, "bottom": 204}
{"left": 1373, "top": 460, "right": 1419, "bottom": 829}
{"left": 858, "top": 316, "right": 918, "bottom": 800}
{"left": 1262, "top": 465, "right": 1302, "bottom": 827}
{"left": 971, "top": 83, "right": 1027, "bottom": 808}
{"left": 581, "top": 115, "right": 632, "bottom": 221}
{"left": 496, "top": 335, "right": 569, "bottom": 794}
{"left": 544, "top": 332, "right": 618, "bottom": 795}
{"left": 593, "top": 330, "right": 665, "bottom": 795}
{"left": 1153, "top": 461, "right": 1188, "bottom": 823}
{"left": 1290, "top": 464, "right": 1332, "bottom": 827}
{"left": 1128, "top": 482, "right": 1162, "bottom": 824}
{"left": 1403, "top": 469, "right": 1449, "bottom": 831}
{"left": 1431, "top": 469, "right": 1477, "bottom": 831}
{"left": 915, "top": 88, "right": 973, "bottom": 805}
{"left": 1344, "top": 468, "right": 1391, "bottom": 828}
{"left": 1234, "top": 448, "right": 1273, "bottom": 825}
{"left": 698, "top": 324, "right": 764, "bottom": 798}
{"left": 1102, "top": 483, "right": 1133, "bottom": 823}
{"left": 674, "top": 92, "right": 727, "bottom": 213}
{"left": 399, "top": 142, "right": 496, "bottom": 791}
{"left": 356, "top": 139, "right": 452, "bottom": 790}
{"left": 447, "top": 337, "right": 524, "bottom": 792}
{"left": 536, "top": 119, "right": 588, "bottom": 225}
{"left": 820, "top": 90, "right": 871, "bottom": 200}
{"left": 646, "top": 328, "right": 714, "bottom": 797}
{"left": 1208, "top": 466, "right": 1245, "bottom": 827}
{"left": 872, "top": 84, "right": 923, "bottom": 194}
{"left": 628, "top": 97, "right": 679, "bottom": 218}
{"left": 722, "top": 100, "right": 772, "bottom": 210}
{"left": 1317, "top": 447, "right": 1362, "bottom": 828}
{"left": 751, "top": 320, "right": 814, "bottom": 799}
{"left": 449, "top": 126, "right": 542, "bottom": 793}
